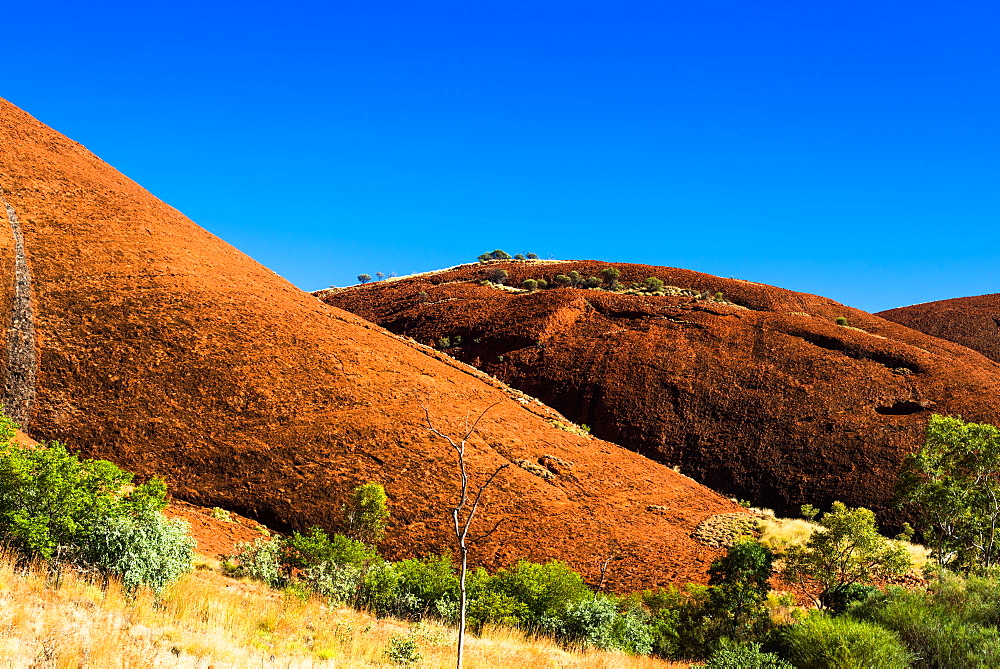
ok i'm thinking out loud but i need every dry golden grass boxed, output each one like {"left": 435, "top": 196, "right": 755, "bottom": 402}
{"left": 0, "top": 552, "right": 684, "bottom": 668}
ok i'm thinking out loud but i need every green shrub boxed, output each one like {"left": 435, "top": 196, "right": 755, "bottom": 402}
{"left": 357, "top": 273, "right": 372, "bottom": 284}
{"left": 343, "top": 482, "right": 390, "bottom": 544}
{"left": 536, "top": 278, "right": 549, "bottom": 289}
{"left": 782, "top": 613, "right": 913, "bottom": 668}
{"left": 437, "top": 336, "right": 451, "bottom": 349}
{"left": 385, "top": 634, "right": 421, "bottom": 665}
{"left": 225, "top": 536, "right": 286, "bottom": 588}
{"left": 486, "top": 268, "right": 509, "bottom": 284}
{"left": 79, "top": 510, "right": 193, "bottom": 593}
{"left": 583, "top": 276, "right": 601, "bottom": 289}
{"left": 643, "top": 277, "right": 665, "bottom": 292}
{"left": 560, "top": 595, "right": 618, "bottom": 649}
{"left": 554, "top": 274, "right": 573, "bottom": 288}
{"left": 477, "top": 253, "right": 492, "bottom": 263}
{"left": 567, "top": 270, "right": 583, "bottom": 287}
{"left": 0, "top": 417, "right": 192, "bottom": 592}
{"left": 601, "top": 267, "right": 621, "bottom": 284}
{"left": 526, "top": 252, "right": 539, "bottom": 259}
{"left": 850, "top": 576, "right": 1000, "bottom": 667}
{"left": 522, "top": 279, "right": 539, "bottom": 292}
{"left": 514, "top": 253, "right": 526, "bottom": 260}
{"left": 703, "top": 639, "right": 793, "bottom": 668}
{"left": 835, "top": 316, "right": 850, "bottom": 326}
{"left": 487, "top": 559, "right": 591, "bottom": 630}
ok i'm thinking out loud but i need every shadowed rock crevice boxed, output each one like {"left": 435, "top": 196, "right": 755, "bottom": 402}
{"left": 0, "top": 190, "right": 36, "bottom": 428}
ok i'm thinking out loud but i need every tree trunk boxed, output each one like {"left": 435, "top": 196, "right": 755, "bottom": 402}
{"left": 457, "top": 546, "right": 468, "bottom": 669}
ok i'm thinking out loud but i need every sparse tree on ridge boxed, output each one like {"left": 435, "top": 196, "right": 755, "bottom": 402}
{"left": 357, "top": 274, "right": 372, "bottom": 284}
{"left": 375, "top": 272, "right": 385, "bottom": 281}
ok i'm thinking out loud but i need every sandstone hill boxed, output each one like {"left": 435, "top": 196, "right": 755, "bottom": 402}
{"left": 0, "top": 97, "right": 746, "bottom": 591}
{"left": 318, "top": 262, "right": 1000, "bottom": 524}
{"left": 878, "top": 294, "right": 1000, "bottom": 364}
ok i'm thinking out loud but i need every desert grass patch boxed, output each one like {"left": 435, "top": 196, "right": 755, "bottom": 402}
{"left": 0, "top": 550, "right": 678, "bottom": 667}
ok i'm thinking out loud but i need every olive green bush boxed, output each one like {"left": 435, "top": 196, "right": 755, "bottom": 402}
{"left": 0, "top": 411, "right": 192, "bottom": 592}
{"left": 781, "top": 613, "right": 913, "bottom": 668}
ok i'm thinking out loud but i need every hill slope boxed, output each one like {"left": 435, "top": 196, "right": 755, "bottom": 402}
{"left": 318, "top": 261, "right": 1000, "bottom": 523}
{"left": 0, "top": 97, "right": 744, "bottom": 591}
{"left": 878, "top": 294, "right": 1000, "bottom": 363}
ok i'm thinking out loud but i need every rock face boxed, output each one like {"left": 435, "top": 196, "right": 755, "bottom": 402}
{"left": 318, "top": 262, "right": 1000, "bottom": 524}
{"left": 878, "top": 294, "right": 1000, "bottom": 364}
{"left": 0, "top": 97, "right": 744, "bottom": 591}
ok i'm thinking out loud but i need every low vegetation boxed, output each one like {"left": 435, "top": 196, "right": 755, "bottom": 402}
{"left": 6, "top": 405, "right": 1000, "bottom": 666}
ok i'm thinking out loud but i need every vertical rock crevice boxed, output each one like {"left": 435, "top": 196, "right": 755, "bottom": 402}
{"left": 1, "top": 189, "right": 37, "bottom": 428}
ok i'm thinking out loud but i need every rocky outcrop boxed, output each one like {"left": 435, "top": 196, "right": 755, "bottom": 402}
{"left": 0, "top": 97, "right": 743, "bottom": 591}
{"left": 319, "top": 261, "right": 1000, "bottom": 525}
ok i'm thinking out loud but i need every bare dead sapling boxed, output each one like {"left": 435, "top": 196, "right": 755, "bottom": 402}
{"left": 423, "top": 402, "right": 509, "bottom": 669}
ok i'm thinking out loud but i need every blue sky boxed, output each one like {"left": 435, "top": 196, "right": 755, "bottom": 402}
{"left": 3, "top": 1, "right": 998, "bottom": 311}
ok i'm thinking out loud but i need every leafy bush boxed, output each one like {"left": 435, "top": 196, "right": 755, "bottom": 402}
{"left": 554, "top": 274, "right": 573, "bottom": 288}
{"left": 782, "top": 502, "right": 911, "bottom": 608}
{"left": 851, "top": 576, "right": 1000, "bottom": 667}
{"left": 703, "top": 639, "right": 793, "bottom": 668}
{"left": 357, "top": 273, "right": 372, "bottom": 284}
{"left": 526, "top": 252, "right": 539, "bottom": 259}
{"left": 643, "top": 277, "right": 665, "bottom": 292}
{"left": 486, "top": 559, "right": 591, "bottom": 631}
{"left": 900, "top": 414, "right": 1000, "bottom": 572}
{"left": 707, "top": 539, "right": 776, "bottom": 638}
{"left": 600, "top": 267, "right": 621, "bottom": 284}
{"left": 485, "top": 268, "right": 508, "bottom": 284}
{"left": 79, "top": 510, "right": 193, "bottom": 593}
{"left": 782, "top": 613, "right": 913, "bottom": 668}
{"left": 835, "top": 316, "right": 849, "bottom": 326}
{"left": 0, "top": 415, "right": 192, "bottom": 592}
{"left": 514, "top": 253, "right": 526, "bottom": 260}
{"left": 567, "top": 270, "right": 583, "bottom": 287}
{"left": 224, "top": 536, "right": 286, "bottom": 588}
{"left": 535, "top": 278, "right": 548, "bottom": 289}
{"left": 582, "top": 276, "right": 601, "bottom": 289}
{"left": 343, "top": 482, "right": 390, "bottom": 544}
{"left": 522, "top": 279, "right": 539, "bottom": 291}
{"left": 437, "top": 336, "right": 451, "bottom": 349}
{"left": 385, "top": 634, "right": 421, "bottom": 665}
{"left": 560, "top": 595, "right": 618, "bottom": 649}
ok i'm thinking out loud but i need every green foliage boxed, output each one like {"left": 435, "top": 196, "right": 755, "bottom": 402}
{"left": 514, "top": 253, "right": 526, "bottom": 260}
{"left": 600, "top": 267, "right": 621, "bottom": 284}
{"left": 850, "top": 575, "right": 1000, "bottom": 667}
{"left": 702, "top": 639, "right": 793, "bottom": 669}
{"left": 226, "top": 526, "right": 379, "bottom": 603}
{"left": 357, "top": 273, "right": 372, "bottom": 284}
{"left": 485, "top": 268, "right": 509, "bottom": 284}
{"left": 489, "top": 249, "right": 512, "bottom": 260}
{"left": 554, "top": 274, "right": 573, "bottom": 288}
{"left": 477, "top": 252, "right": 492, "bottom": 263}
{"left": 343, "top": 482, "right": 390, "bottom": 544}
{"left": 781, "top": 613, "right": 914, "bottom": 668}
{"left": 210, "top": 507, "right": 232, "bottom": 522}
{"left": 708, "top": 539, "right": 776, "bottom": 638}
{"left": 643, "top": 277, "right": 665, "bottom": 293}
{"left": 437, "top": 336, "right": 451, "bottom": 349}
{"left": 835, "top": 316, "right": 850, "bottom": 326}
{"left": 535, "top": 278, "right": 548, "bottom": 289}
{"left": 79, "top": 511, "right": 194, "bottom": 592}
{"left": 781, "top": 502, "right": 911, "bottom": 608}
{"left": 567, "top": 270, "right": 583, "bottom": 287}
{"left": 0, "top": 417, "right": 191, "bottom": 592}
{"left": 385, "top": 634, "right": 422, "bottom": 665}
{"left": 900, "top": 414, "right": 1000, "bottom": 572}
{"left": 486, "top": 559, "right": 591, "bottom": 630}
{"left": 526, "top": 252, "right": 539, "bottom": 259}
{"left": 521, "top": 279, "right": 539, "bottom": 292}
{"left": 582, "top": 276, "right": 601, "bottom": 289}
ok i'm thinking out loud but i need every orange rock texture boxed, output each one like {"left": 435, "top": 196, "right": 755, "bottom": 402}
{"left": 879, "top": 294, "right": 1000, "bottom": 364}
{"left": 318, "top": 261, "right": 1000, "bottom": 524}
{"left": 0, "top": 97, "right": 743, "bottom": 591}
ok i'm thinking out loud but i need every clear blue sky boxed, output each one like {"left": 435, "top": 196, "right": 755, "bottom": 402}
{"left": 3, "top": 1, "right": 998, "bottom": 312}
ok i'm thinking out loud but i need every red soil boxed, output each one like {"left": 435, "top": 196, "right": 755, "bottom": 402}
{"left": 0, "top": 97, "right": 743, "bottom": 592}
{"left": 318, "top": 261, "right": 1000, "bottom": 525}
{"left": 878, "top": 294, "right": 1000, "bottom": 364}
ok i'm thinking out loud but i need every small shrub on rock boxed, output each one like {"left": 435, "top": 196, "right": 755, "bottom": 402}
{"left": 522, "top": 279, "right": 539, "bottom": 291}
